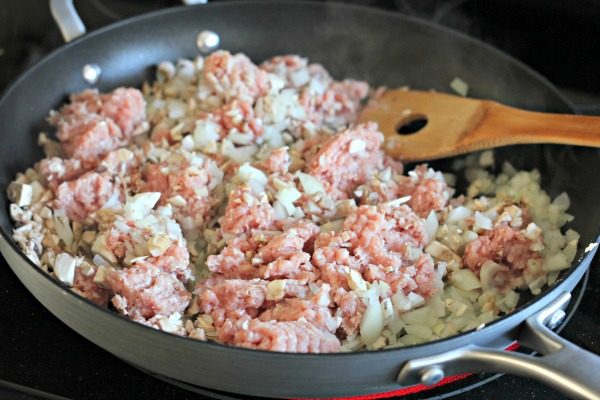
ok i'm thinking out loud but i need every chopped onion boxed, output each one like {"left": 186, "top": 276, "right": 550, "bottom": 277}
{"left": 450, "top": 269, "right": 482, "bottom": 291}
{"left": 348, "top": 139, "right": 366, "bottom": 154}
{"left": 404, "top": 324, "right": 433, "bottom": 340}
{"left": 275, "top": 187, "right": 301, "bottom": 215}
{"left": 124, "top": 192, "right": 161, "bottom": 220}
{"left": 447, "top": 206, "right": 472, "bottom": 223}
{"left": 474, "top": 211, "right": 492, "bottom": 230}
{"left": 450, "top": 77, "right": 469, "bottom": 97}
{"left": 360, "top": 299, "right": 384, "bottom": 346}
{"left": 424, "top": 210, "right": 439, "bottom": 244}
{"left": 545, "top": 252, "right": 569, "bottom": 272}
{"left": 238, "top": 163, "right": 268, "bottom": 186}
{"left": 296, "top": 172, "right": 325, "bottom": 195}
{"left": 193, "top": 119, "right": 220, "bottom": 148}
{"left": 480, "top": 260, "right": 502, "bottom": 291}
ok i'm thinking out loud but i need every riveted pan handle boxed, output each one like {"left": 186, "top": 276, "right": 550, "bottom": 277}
{"left": 397, "top": 292, "right": 600, "bottom": 400}
{"left": 49, "top": 0, "right": 86, "bottom": 42}
{"left": 49, "top": 0, "right": 209, "bottom": 42}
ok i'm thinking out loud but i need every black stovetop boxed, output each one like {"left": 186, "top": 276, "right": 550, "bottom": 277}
{"left": 1, "top": 1, "right": 599, "bottom": 399}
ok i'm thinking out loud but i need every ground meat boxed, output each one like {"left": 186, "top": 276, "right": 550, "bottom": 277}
{"left": 230, "top": 318, "right": 341, "bottom": 353}
{"left": 218, "top": 100, "right": 263, "bottom": 138}
{"left": 106, "top": 261, "right": 190, "bottom": 320}
{"left": 141, "top": 149, "right": 223, "bottom": 235}
{"left": 206, "top": 236, "right": 256, "bottom": 279}
{"left": 301, "top": 80, "right": 369, "bottom": 127}
{"left": 204, "top": 51, "right": 272, "bottom": 103}
{"left": 98, "top": 210, "right": 192, "bottom": 282}
{"left": 38, "top": 157, "right": 84, "bottom": 192}
{"left": 48, "top": 88, "right": 146, "bottom": 169}
{"left": 255, "top": 147, "right": 290, "bottom": 175}
{"left": 207, "top": 229, "right": 317, "bottom": 281}
{"left": 305, "top": 122, "right": 385, "bottom": 199}
{"left": 11, "top": 52, "right": 570, "bottom": 355}
{"left": 100, "top": 88, "right": 146, "bottom": 136}
{"left": 220, "top": 186, "right": 275, "bottom": 235}
{"left": 196, "top": 277, "right": 268, "bottom": 323}
{"left": 260, "top": 55, "right": 332, "bottom": 89}
{"left": 39, "top": 148, "right": 138, "bottom": 193}
{"left": 402, "top": 165, "right": 451, "bottom": 217}
{"left": 333, "top": 288, "right": 366, "bottom": 336}
{"left": 72, "top": 268, "right": 110, "bottom": 306}
{"left": 463, "top": 223, "right": 542, "bottom": 290}
{"left": 259, "top": 298, "right": 339, "bottom": 333}
{"left": 54, "top": 172, "right": 120, "bottom": 221}
{"left": 359, "top": 164, "right": 450, "bottom": 218}
{"left": 59, "top": 116, "right": 125, "bottom": 168}
{"left": 313, "top": 204, "right": 439, "bottom": 300}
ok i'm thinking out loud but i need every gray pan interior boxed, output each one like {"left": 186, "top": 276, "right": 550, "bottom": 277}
{"left": 0, "top": 2, "right": 599, "bottom": 398}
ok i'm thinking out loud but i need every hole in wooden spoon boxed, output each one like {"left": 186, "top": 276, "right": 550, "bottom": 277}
{"left": 396, "top": 114, "right": 428, "bottom": 135}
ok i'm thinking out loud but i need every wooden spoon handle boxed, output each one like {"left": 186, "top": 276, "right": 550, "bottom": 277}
{"left": 469, "top": 101, "right": 600, "bottom": 150}
{"left": 362, "top": 90, "right": 600, "bottom": 162}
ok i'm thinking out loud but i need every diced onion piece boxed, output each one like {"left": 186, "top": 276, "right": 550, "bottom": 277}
{"left": 524, "top": 222, "right": 543, "bottom": 240}
{"left": 347, "top": 269, "right": 367, "bottom": 291}
{"left": 424, "top": 211, "right": 439, "bottom": 244}
{"left": 450, "top": 77, "right": 469, "bottom": 97}
{"left": 552, "top": 192, "right": 570, "bottom": 211}
{"left": 401, "top": 305, "right": 435, "bottom": 326}
{"left": 272, "top": 200, "right": 288, "bottom": 220}
{"left": 450, "top": 269, "right": 482, "bottom": 291}
{"left": 381, "top": 298, "right": 394, "bottom": 320}
{"left": 528, "top": 276, "right": 547, "bottom": 295}
{"left": 91, "top": 234, "right": 117, "bottom": 264}
{"left": 384, "top": 195, "right": 411, "bottom": 208}
{"left": 296, "top": 172, "right": 325, "bottom": 195}
{"left": 404, "top": 324, "right": 433, "bottom": 340}
{"left": 54, "top": 252, "right": 77, "bottom": 286}
{"left": 53, "top": 214, "right": 74, "bottom": 248}
{"left": 562, "top": 239, "right": 578, "bottom": 264}
{"left": 360, "top": 299, "right": 384, "bottom": 346}
{"left": 478, "top": 150, "right": 494, "bottom": 168}
{"left": 275, "top": 187, "right": 301, "bottom": 215}
{"left": 545, "top": 252, "right": 569, "bottom": 272}
{"left": 193, "top": 119, "right": 221, "bottom": 148}
{"left": 348, "top": 139, "right": 366, "bottom": 154}
{"left": 501, "top": 290, "right": 520, "bottom": 310}
{"left": 181, "top": 134, "right": 195, "bottom": 150}
{"left": 447, "top": 206, "right": 472, "bottom": 223}
{"left": 392, "top": 291, "right": 425, "bottom": 312}
{"left": 7, "top": 182, "right": 32, "bottom": 207}
{"left": 480, "top": 260, "right": 502, "bottom": 291}
{"left": 222, "top": 142, "right": 258, "bottom": 164}
{"left": 564, "top": 229, "right": 580, "bottom": 244}
{"left": 266, "top": 279, "right": 287, "bottom": 301}
{"left": 474, "top": 211, "right": 492, "bottom": 230}
{"left": 426, "top": 241, "right": 461, "bottom": 266}
{"left": 147, "top": 234, "right": 172, "bottom": 257}
{"left": 124, "top": 192, "right": 161, "bottom": 220}
{"left": 320, "top": 219, "right": 343, "bottom": 233}
{"left": 428, "top": 294, "right": 446, "bottom": 318}
{"left": 238, "top": 163, "right": 268, "bottom": 186}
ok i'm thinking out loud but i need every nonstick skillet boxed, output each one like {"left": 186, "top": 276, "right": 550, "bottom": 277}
{"left": 0, "top": 1, "right": 599, "bottom": 398}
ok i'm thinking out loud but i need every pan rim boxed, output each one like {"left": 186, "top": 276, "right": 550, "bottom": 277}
{"left": 0, "top": 0, "right": 597, "bottom": 362}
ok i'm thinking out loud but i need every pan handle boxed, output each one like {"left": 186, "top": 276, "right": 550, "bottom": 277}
{"left": 49, "top": 0, "right": 86, "bottom": 42}
{"left": 397, "top": 292, "right": 600, "bottom": 400}
{"left": 49, "top": 0, "right": 209, "bottom": 43}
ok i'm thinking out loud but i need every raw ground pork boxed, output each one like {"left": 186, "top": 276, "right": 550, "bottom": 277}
{"left": 8, "top": 51, "right": 579, "bottom": 353}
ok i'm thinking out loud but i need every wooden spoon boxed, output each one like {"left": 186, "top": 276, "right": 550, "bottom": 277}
{"left": 358, "top": 89, "right": 600, "bottom": 162}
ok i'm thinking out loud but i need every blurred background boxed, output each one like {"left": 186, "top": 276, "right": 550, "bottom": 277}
{"left": 0, "top": 1, "right": 599, "bottom": 399}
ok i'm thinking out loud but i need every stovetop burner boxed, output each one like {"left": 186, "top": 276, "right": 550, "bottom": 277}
{"left": 1, "top": 1, "right": 599, "bottom": 399}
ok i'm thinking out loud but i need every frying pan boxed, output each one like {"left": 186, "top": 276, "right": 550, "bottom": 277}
{"left": 0, "top": 1, "right": 599, "bottom": 398}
